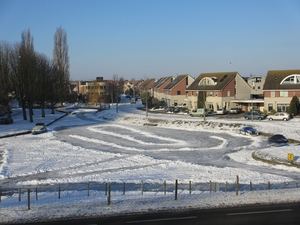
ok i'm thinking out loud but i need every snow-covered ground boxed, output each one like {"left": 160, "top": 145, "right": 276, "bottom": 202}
{"left": 0, "top": 96, "right": 300, "bottom": 224}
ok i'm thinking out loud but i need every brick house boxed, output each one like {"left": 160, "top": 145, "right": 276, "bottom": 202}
{"left": 163, "top": 74, "right": 194, "bottom": 107}
{"left": 263, "top": 69, "right": 300, "bottom": 113}
{"left": 187, "top": 72, "right": 252, "bottom": 112}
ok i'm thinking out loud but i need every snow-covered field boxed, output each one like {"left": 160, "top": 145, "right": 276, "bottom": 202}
{"left": 0, "top": 96, "right": 300, "bottom": 224}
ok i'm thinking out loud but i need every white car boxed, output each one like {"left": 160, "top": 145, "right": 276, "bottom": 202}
{"left": 267, "top": 112, "right": 290, "bottom": 121}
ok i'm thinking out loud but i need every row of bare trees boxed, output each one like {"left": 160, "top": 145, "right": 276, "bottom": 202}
{"left": 0, "top": 27, "right": 70, "bottom": 122}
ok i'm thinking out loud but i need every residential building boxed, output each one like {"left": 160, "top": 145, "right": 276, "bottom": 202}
{"left": 152, "top": 76, "right": 174, "bottom": 105}
{"left": 263, "top": 69, "right": 300, "bottom": 113}
{"left": 163, "top": 74, "right": 194, "bottom": 107}
{"left": 187, "top": 72, "right": 252, "bottom": 111}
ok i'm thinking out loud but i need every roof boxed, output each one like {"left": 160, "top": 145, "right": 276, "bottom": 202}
{"left": 187, "top": 72, "right": 238, "bottom": 91}
{"left": 263, "top": 70, "right": 300, "bottom": 90}
{"left": 164, "top": 74, "right": 189, "bottom": 90}
{"left": 152, "top": 76, "right": 174, "bottom": 89}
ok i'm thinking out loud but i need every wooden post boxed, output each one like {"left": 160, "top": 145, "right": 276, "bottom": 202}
{"left": 87, "top": 183, "right": 90, "bottom": 197}
{"left": 141, "top": 180, "right": 144, "bottom": 195}
{"left": 189, "top": 181, "right": 192, "bottom": 194}
{"left": 123, "top": 182, "right": 126, "bottom": 195}
{"left": 226, "top": 181, "right": 228, "bottom": 192}
{"left": 235, "top": 175, "right": 239, "bottom": 196}
{"left": 35, "top": 188, "right": 38, "bottom": 200}
{"left": 210, "top": 180, "right": 212, "bottom": 193}
{"left": 284, "top": 182, "right": 286, "bottom": 188}
{"left": 175, "top": 179, "right": 178, "bottom": 200}
{"left": 268, "top": 181, "right": 271, "bottom": 190}
{"left": 19, "top": 188, "right": 21, "bottom": 202}
{"left": 107, "top": 184, "right": 111, "bottom": 205}
{"left": 105, "top": 183, "right": 107, "bottom": 196}
{"left": 0, "top": 189, "right": 1, "bottom": 203}
{"left": 27, "top": 189, "right": 31, "bottom": 210}
{"left": 164, "top": 180, "right": 166, "bottom": 195}
{"left": 250, "top": 181, "right": 252, "bottom": 191}
{"left": 58, "top": 186, "right": 61, "bottom": 199}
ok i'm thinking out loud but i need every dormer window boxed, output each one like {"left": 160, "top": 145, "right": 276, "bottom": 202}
{"left": 280, "top": 74, "right": 300, "bottom": 84}
{"left": 199, "top": 77, "right": 217, "bottom": 86}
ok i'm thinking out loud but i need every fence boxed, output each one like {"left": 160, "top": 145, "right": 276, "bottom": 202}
{"left": 0, "top": 177, "right": 299, "bottom": 210}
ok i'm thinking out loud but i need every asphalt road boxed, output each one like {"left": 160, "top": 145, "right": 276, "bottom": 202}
{"left": 28, "top": 203, "right": 300, "bottom": 225}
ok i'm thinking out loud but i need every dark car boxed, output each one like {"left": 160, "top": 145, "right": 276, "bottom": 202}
{"left": 240, "top": 126, "right": 259, "bottom": 136}
{"left": 244, "top": 112, "right": 266, "bottom": 120}
{"left": 268, "top": 134, "right": 288, "bottom": 144}
{"left": 0, "top": 117, "right": 13, "bottom": 125}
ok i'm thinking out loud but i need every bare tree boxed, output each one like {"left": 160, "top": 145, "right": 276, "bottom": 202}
{"left": 0, "top": 41, "right": 13, "bottom": 118}
{"left": 35, "top": 53, "right": 52, "bottom": 117}
{"left": 53, "top": 26, "right": 70, "bottom": 107}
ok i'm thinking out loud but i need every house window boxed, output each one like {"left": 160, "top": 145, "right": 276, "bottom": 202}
{"left": 268, "top": 103, "right": 273, "bottom": 112}
{"left": 208, "top": 91, "right": 213, "bottom": 96}
{"left": 277, "top": 104, "right": 289, "bottom": 112}
{"left": 279, "top": 91, "right": 288, "bottom": 97}
{"left": 177, "top": 90, "right": 181, "bottom": 95}
{"left": 258, "top": 86, "right": 260, "bottom": 89}
{"left": 186, "top": 76, "right": 188, "bottom": 85}
{"left": 271, "top": 91, "right": 275, "bottom": 97}
{"left": 227, "top": 91, "right": 230, "bottom": 97}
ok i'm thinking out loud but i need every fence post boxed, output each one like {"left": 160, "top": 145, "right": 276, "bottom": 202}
{"left": 250, "top": 181, "right": 252, "bottom": 191}
{"left": 107, "top": 184, "right": 111, "bottom": 205}
{"left": 19, "top": 188, "right": 21, "bottom": 202}
{"left": 0, "top": 189, "right": 1, "bottom": 203}
{"left": 284, "top": 182, "right": 286, "bottom": 188}
{"left": 35, "top": 188, "right": 38, "bottom": 200}
{"left": 164, "top": 180, "right": 166, "bottom": 195}
{"left": 27, "top": 189, "right": 31, "bottom": 210}
{"left": 210, "top": 180, "right": 212, "bottom": 193}
{"left": 297, "top": 183, "right": 298, "bottom": 188}
{"left": 58, "top": 186, "right": 61, "bottom": 199}
{"left": 268, "top": 181, "right": 271, "bottom": 190}
{"left": 141, "top": 180, "right": 144, "bottom": 195}
{"left": 235, "top": 175, "right": 239, "bottom": 196}
{"left": 226, "top": 181, "right": 228, "bottom": 192}
{"left": 189, "top": 181, "right": 192, "bottom": 194}
{"left": 105, "top": 183, "right": 108, "bottom": 196}
{"left": 123, "top": 182, "right": 126, "bottom": 195}
{"left": 87, "top": 183, "right": 90, "bottom": 197}
{"left": 175, "top": 179, "right": 178, "bottom": 200}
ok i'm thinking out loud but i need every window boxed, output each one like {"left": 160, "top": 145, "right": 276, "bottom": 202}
{"left": 227, "top": 91, "right": 230, "bottom": 97}
{"left": 279, "top": 91, "right": 288, "bottom": 97}
{"left": 277, "top": 104, "right": 289, "bottom": 112}
{"left": 268, "top": 103, "right": 273, "bottom": 112}
{"left": 281, "top": 74, "right": 300, "bottom": 84}
{"left": 208, "top": 91, "right": 213, "bottom": 96}
{"left": 258, "top": 86, "right": 260, "bottom": 89}
{"left": 199, "top": 77, "right": 217, "bottom": 86}
{"left": 271, "top": 91, "right": 275, "bottom": 97}
{"left": 177, "top": 90, "right": 181, "bottom": 95}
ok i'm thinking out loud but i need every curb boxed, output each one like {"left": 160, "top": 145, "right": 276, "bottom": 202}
{"left": 0, "top": 111, "right": 69, "bottom": 139}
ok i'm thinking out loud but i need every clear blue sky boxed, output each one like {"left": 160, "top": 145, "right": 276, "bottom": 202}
{"left": 1, "top": 0, "right": 300, "bottom": 81}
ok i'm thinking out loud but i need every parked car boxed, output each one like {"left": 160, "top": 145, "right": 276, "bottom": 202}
{"left": 244, "top": 111, "right": 266, "bottom": 120}
{"left": 215, "top": 108, "right": 226, "bottom": 115}
{"left": 268, "top": 134, "right": 288, "bottom": 144}
{"left": 190, "top": 108, "right": 209, "bottom": 117}
{"left": 0, "top": 117, "right": 13, "bottom": 125}
{"left": 267, "top": 112, "right": 290, "bottom": 121}
{"left": 31, "top": 123, "right": 47, "bottom": 135}
{"left": 230, "top": 108, "right": 242, "bottom": 114}
{"left": 240, "top": 126, "right": 259, "bottom": 136}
